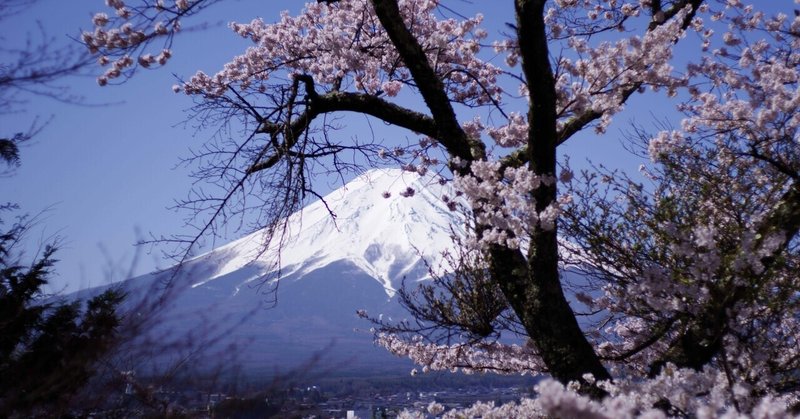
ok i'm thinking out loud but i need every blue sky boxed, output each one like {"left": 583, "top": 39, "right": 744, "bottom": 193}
{"left": 0, "top": 0, "right": 310, "bottom": 291}
{"left": 1, "top": 0, "right": 757, "bottom": 293}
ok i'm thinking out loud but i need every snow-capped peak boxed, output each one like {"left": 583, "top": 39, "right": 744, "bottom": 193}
{"left": 192, "top": 168, "right": 464, "bottom": 297}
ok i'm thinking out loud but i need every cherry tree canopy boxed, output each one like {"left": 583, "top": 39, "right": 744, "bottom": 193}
{"left": 84, "top": 0, "right": 800, "bottom": 416}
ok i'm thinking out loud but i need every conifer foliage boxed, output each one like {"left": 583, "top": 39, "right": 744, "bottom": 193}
{"left": 0, "top": 178, "right": 123, "bottom": 417}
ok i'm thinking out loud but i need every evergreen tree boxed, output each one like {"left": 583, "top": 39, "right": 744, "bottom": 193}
{"left": 0, "top": 211, "right": 125, "bottom": 417}
{"left": 0, "top": 148, "right": 124, "bottom": 416}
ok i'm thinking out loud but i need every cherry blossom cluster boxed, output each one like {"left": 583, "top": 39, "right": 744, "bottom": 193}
{"left": 376, "top": 333, "right": 547, "bottom": 375}
{"left": 565, "top": 165, "right": 798, "bottom": 386}
{"left": 398, "top": 368, "right": 796, "bottom": 418}
{"left": 85, "top": 0, "right": 201, "bottom": 85}
{"left": 451, "top": 160, "right": 572, "bottom": 249}
{"left": 376, "top": 137, "right": 448, "bottom": 200}
{"left": 652, "top": 2, "right": 800, "bottom": 169}
{"left": 549, "top": 3, "right": 800, "bottom": 399}
{"left": 485, "top": 112, "right": 528, "bottom": 148}
{"left": 552, "top": 4, "right": 691, "bottom": 134}
{"left": 176, "top": 0, "right": 503, "bottom": 105}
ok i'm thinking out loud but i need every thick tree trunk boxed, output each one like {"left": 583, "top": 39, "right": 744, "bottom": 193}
{"left": 371, "top": 0, "right": 611, "bottom": 392}
{"left": 509, "top": 0, "right": 612, "bottom": 388}
{"left": 489, "top": 244, "right": 612, "bottom": 389}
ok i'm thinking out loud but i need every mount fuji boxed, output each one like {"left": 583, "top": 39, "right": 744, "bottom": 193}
{"left": 76, "top": 168, "right": 465, "bottom": 377}
{"left": 193, "top": 167, "right": 465, "bottom": 297}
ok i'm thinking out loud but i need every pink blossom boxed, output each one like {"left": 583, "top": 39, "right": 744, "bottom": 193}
{"left": 92, "top": 13, "right": 109, "bottom": 27}
{"left": 381, "top": 80, "right": 402, "bottom": 97}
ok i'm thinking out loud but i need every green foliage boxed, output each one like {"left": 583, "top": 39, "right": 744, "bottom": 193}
{"left": 0, "top": 213, "right": 125, "bottom": 417}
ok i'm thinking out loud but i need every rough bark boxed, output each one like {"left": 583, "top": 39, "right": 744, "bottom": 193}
{"left": 512, "top": 0, "right": 612, "bottom": 386}
{"left": 369, "top": 0, "right": 613, "bottom": 391}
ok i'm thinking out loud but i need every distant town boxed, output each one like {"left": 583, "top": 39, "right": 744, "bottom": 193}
{"left": 90, "top": 373, "right": 540, "bottom": 418}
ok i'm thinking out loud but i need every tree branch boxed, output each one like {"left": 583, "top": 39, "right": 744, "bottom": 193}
{"left": 248, "top": 77, "right": 438, "bottom": 175}
{"left": 511, "top": 0, "right": 612, "bottom": 391}
{"left": 557, "top": 0, "right": 703, "bottom": 146}
{"left": 370, "top": 0, "right": 483, "bottom": 164}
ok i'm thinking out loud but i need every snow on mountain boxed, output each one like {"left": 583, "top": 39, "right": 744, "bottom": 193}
{"left": 192, "top": 168, "right": 464, "bottom": 297}
{"left": 70, "top": 168, "right": 467, "bottom": 376}
{"left": 72, "top": 168, "right": 593, "bottom": 377}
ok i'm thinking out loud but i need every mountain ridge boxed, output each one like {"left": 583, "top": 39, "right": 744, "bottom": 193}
{"left": 186, "top": 167, "right": 463, "bottom": 297}
{"left": 74, "top": 168, "right": 464, "bottom": 376}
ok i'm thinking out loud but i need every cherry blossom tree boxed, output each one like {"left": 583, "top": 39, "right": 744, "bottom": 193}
{"left": 85, "top": 0, "right": 800, "bottom": 416}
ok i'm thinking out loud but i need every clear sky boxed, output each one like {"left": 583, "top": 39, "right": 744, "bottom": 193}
{"left": 5, "top": 0, "right": 774, "bottom": 293}
{"left": 0, "top": 0, "right": 313, "bottom": 291}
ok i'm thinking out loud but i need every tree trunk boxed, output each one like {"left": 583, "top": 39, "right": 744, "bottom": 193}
{"left": 508, "top": 0, "right": 612, "bottom": 389}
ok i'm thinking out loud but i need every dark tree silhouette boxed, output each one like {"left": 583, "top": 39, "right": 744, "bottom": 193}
{"left": 0, "top": 7, "right": 124, "bottom": 409}
{"left": 0, "top": 209, "right": 124, "bottom": 417}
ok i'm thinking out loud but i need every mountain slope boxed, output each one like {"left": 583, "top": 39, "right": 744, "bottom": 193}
{"left": 78, "top": 168, "right": 464, "bottom": 376}
{"left": 193, "top": 168, "right": 464, "bottom": 297}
